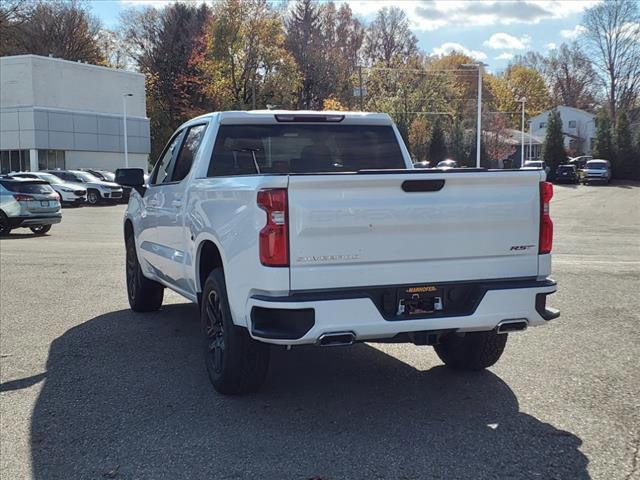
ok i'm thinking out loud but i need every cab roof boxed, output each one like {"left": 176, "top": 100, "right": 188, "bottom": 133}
{"left": 186, "top": 110, "right": 394, "bottom": 127}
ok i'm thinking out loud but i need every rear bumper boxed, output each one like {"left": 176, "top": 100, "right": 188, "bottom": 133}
{"left": 245, "top": 278, "right": 559, "bottom": 345}
{"left": 10, "top": 214, "right": 62, "bottom": 228}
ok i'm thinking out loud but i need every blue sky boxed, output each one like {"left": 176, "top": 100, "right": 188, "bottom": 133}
{"left": 90, "top": 0, "right": 598, "bottom": 71}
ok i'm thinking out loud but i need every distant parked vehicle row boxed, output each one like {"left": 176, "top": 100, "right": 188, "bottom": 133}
{"left": 0, "top": 177, "right": 61, "bottom": 236}
{"left": 11, "top": 172, "right": 87, "bottom": 206}
{"left": 45, "top": 170, "right": 123, "bottom": 205}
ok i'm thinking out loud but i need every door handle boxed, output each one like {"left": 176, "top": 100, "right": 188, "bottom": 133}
{"left": 171, "top": 200, "right": 182, "bottom": 208}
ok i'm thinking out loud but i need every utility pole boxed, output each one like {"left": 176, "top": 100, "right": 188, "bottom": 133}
{"left": 122, "top": 93, "right": 133, "bottom": 168}
{"left": 252, "top": 74, "right": 256, "bottom": 110}
{"left": 463, "top": 62, "right": 487, "bottom": 168}
{"left": 528, "top": 120, "right": 533, "bottom": 160}
{"left": 358, "top": 66, "right": 363, "bottom": 111}
{"left": 518, "top": 97, "right": 526, "bottom": 167}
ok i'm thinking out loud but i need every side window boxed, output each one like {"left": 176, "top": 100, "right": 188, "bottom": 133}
{"left": 151, "top": 131, "right": 183, "bottom": 185}
{"left": 171, "top": 124, "right": 207, "bottom": 182}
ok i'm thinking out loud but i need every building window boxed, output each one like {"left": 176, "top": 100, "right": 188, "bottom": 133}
{"left": 0, "top": 150, "right": 30, "bottom": 174}
{"left": 568, "top": 120, "right": 576, "bottom": 128}
{"left": 539, "top": 122, "right": 546, "bottom": 128}
{"left": 38, "top": 150, "right": 65, "bottom": 170}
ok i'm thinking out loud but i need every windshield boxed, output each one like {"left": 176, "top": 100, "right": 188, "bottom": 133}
{"left": 557, "top": 166, "right": 573, "bottom": 172}
{"left": 73, "top": 171, "right": 101, "bottom": 182}
{"left": 208, "top": 124, "right": 406, "bottom": 176}
{"left": 36, "top": 172, "right": 64, "bottom": 184}
{"left": 586, "top": 163, "right": 607, "bottom": 170}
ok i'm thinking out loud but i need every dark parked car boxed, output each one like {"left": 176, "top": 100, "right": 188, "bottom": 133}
{"left": 555, "top": 164, "right": 579, "bottom": 184}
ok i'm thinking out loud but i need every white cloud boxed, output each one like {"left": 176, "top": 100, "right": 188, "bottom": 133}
{"left": 560, "top": 25, "right": 587, "bottom": 39}
{"left": 432, "top": 42, "right": 488, "bottom": 61}
{"left": 483, "top": 33, "right": 531, "bottom": 50}
{"left": 546, "top": 42, "right": 557, "bottom": 51}
{"left": 495, "top": 52, "right": 515, "bottom": 60}
{"left": 344, "top": 1, "right": 601, "bottom": 32}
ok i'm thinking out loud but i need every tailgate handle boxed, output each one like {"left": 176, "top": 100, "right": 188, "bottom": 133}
{"left": 401, "top": 179, "right": 445, "bottom": 192}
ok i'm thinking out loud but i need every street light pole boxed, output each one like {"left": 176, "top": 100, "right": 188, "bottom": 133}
{"left": 528, "top": 120, "right": 533, "bottom": 161}
{"left": 463, "top": 62, "right": 487, "bottom": 168}
{"left": 518, "top": 97, "right": 526, "bottom": 167}
{"left": 122, "top": 93, "right": 133, "bottom": 168}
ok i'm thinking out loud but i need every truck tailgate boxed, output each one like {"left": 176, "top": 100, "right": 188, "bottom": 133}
{"left": 287, "top": 170, "right": 544, "bottom": 290}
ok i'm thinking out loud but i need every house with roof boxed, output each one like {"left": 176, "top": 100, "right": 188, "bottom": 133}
{"left": 529, "top": 106, "right": 596, "bottom": 156}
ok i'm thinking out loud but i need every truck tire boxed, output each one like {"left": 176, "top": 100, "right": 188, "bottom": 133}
{"left": 0, "top": 211, "right": 10, "bottom": 236}
{"left": 201, "top": 268, "right": 270, "bottom": 395}
{"left": 125, "top": 233, "right": 164, "bottom": 312}
{"left": 434, "top": 330, "right": 507, "bottom": 370}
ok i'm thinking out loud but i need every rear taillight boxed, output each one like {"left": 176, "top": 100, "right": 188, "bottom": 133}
{"left": 13, "top": 194, "right": 34, "bottom": 202}
{"left": 539, "top": 181, "right": 553, "bottom": 254}
{"left": 257, "top": 188, "right": 289, "bottom": 266}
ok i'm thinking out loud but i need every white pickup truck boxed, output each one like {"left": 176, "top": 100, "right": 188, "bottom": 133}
{"left": 121, "top": 111, "right": 559, "bottom": 394}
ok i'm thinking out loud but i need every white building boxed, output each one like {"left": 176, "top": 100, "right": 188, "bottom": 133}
{"left": 529, "top": 106, "right": 596, "bottom": 156}
{"left": 0, "top": 54, "right": 149, "bottom": 174}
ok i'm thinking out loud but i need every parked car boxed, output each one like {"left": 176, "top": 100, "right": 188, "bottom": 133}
{"left": 0, "top": 177, "right": 61, "bottom": 236}
{"left": 554, "top": 164, "right": 579, "bottom": 184}
{"left": 79, "top": 168, "right": 116, "bottom": 182}
{"left": 581, "top": 159, "right": 611, "bottom": 184}
{"left": 45, "top": 170, "right": 123, "bottom": 205}
{"left": 436, "top": 159, "right": 458, "bottom": 169}
{"left": 10, "top": 172, "right": 87, "bottom": 206}
{"left": 522, "top": 160, "right": 551, "bottom": 176}
{"left": 121, "top": 110, "right": 559, "bottom": 395}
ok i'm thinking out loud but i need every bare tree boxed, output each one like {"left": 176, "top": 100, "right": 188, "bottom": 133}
{"left": 0, "top": 0, "right": 31, "bottom": 55}
{"left": 546, "top": 43, "right": 599, "bottom": 110}
{"left": 363, "top": 7, "right": 418, "bottom": 66}
{"left": 2, "top": 0, "right": 104, "bottom": 63}
{"left": 582, "top": 0, "right": 640, "bottom": 123}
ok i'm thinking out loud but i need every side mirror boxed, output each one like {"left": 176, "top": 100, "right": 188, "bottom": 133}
{"left": 115, "top": 168, "right": 146, "bottom": 195}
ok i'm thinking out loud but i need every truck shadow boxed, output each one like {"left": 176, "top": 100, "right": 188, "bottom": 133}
{"left": 18, "top": 303, "right": 589, "bottom": 479}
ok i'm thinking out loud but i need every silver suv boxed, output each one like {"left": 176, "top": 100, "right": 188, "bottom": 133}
{"left": 0, "top": 178, "right": 62, "bottom": 236}
{"left": 581, "top": 159, "right": 612, "bottom": 184}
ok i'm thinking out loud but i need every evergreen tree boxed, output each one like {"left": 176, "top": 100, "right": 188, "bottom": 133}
{"left": 614, "top": 111, "right": 634, "bottom": 179}
{"left": 285, "top": 0, "right": 324, "bottom": 109}
{"left": 428, "top": 120, "right": 448, "bottom": 163}
{"left": 542, "top": 109, "right": 567, "bottom": 175}
{"left": 592, "top": 110, "right": 615, "bottom": 162}
{"left": 449, "top": 116, "right": 466, "bottom": 165}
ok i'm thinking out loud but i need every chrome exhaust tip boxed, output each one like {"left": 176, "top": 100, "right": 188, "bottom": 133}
{"left": 317, "top": 331, "right": 356, "bottom": 347}
{"left": 497, "top": 319, "right": 528, "bottom": 334}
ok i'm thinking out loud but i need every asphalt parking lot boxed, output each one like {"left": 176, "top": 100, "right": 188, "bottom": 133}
{"left": 1, "top": 182, "right": 639, "bottom": 480}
